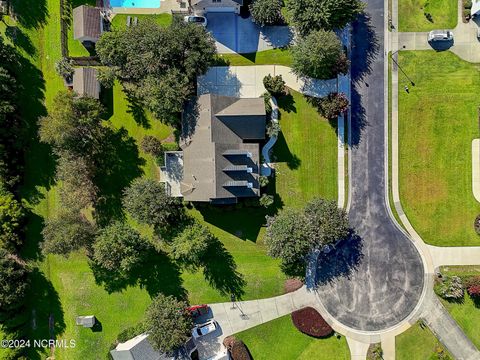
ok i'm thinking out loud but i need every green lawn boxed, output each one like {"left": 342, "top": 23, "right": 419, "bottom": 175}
{"left": 236, "top": 315, "right": 350, "bottom": 360}
{"left": 396, "top": 322, "right": 452, "bottom": 360}
{"left": 398, "top": 0, "right": 457, "bottom": 32}
{"left": 437, "top": 266, "right": 480, "bottom": 348}
{"left": 6, "top": 0, "right": 338, "bottom": 358}
{"left": 111, "top": 14, "right": 173, "bottom": 30}
{"left": 274, "top": 91, "right": 338, "bottom": 207}
{"left": 217, "top": 48, "right": 293, "bottom": 67}
{"left": 398, "top": 51, "right": 480, "bottom": 246}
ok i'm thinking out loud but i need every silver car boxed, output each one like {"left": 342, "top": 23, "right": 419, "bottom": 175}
{"left": 428, "top": 30, "right": 453, "bottom": 42}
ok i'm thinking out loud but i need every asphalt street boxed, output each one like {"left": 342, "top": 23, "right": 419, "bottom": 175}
{"left": 315, "top": 0, "right": 425, "bottom": 331}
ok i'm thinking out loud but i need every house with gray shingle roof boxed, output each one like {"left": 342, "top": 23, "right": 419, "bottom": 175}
{"left": 72, "top": 67, "right": 100, "bottom": 99}
{"left": 190, "top": 0, "right": 243, "bottom": 14}
{"left": 73, "top": 5, "right": 103, "bottom": 46}
{"left": 161, "top": 94, "right": 266, "bottom": 204}
{"left": 110, "top": 333, "right": 197, "bottom": 360}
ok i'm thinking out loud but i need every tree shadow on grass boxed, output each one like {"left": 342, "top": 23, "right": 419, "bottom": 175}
{"left": 277, "top": 92, "right": 296, "bottom": 113}
{"left": 93, "top": 127, "right": 145, "bottom": 227}
{"left": 272, "top": 132, "right": 301, "bottom": 170}
{"left": 21, "top": 212, "right": 46, "bottom": 262}
{"left": 201, "top": 237, "right": 246, "bottom": 299}
{"left": 24, "top": 269, "right": 66, "bottom": 360}
{"left": 125, "top": 90, "right": 151, "bottom": 129}
{"left": 90, "top": 249, "right": 187, "bottom": 299}
{"left": 10, "top": 0, "right": 48, "bottom": 30}
{"left": 5, "top": 25, "right": 36, "bottom": 56}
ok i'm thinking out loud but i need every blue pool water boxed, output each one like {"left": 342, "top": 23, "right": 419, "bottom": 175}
{"left": 110, "top": 0, "right": 161, "bottom": 7}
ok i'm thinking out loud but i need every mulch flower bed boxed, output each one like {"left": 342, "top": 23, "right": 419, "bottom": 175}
{"left": 223, "top": 336, "right": 252, "bottom": 360}
{"left": 291, "top": 307, "right": 333, "bottom": 338}
{"left": 284, "top": 278, "right": 304, "bottom": 293}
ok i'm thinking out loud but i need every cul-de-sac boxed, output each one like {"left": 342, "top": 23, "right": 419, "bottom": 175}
{"left": 2, "top": 0, "right": 480, "bottom": 359}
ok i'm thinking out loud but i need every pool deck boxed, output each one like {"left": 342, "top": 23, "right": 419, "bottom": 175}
{"left": 110, "top": 0, "right": 188, "bottom": 14}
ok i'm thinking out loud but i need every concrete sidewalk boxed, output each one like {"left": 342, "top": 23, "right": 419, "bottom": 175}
{"left": 427, "top": 245, "right": 480, "bottom": 269}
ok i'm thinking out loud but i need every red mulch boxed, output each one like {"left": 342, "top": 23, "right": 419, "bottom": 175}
{"left": 223, "top": 336, "right": 252, "bottom": 360}
{"left": 291, "top": 307, "right": 333, "bottom": 338}
{"left": 284, "top": 278, "right": 304, "bottom": 293}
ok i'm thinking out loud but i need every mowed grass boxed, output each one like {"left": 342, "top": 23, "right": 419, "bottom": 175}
{"left": 236, "top": 315, "right": 350, "bottom": 360}
{"left": 396, "top": 322, "right": 452, "bottom": 360}
{"left": 274, "top": 90, "right": 338, "bottom": 207}
{"left": 398, "top": 0, "right": 457, "bottom": 32}
{"left": 217, "top": 48, "right": 293, "bottom": 67}
{"left": 111, "top": 13, "right": 173, "bottom": 29}
{"left": 437, "top": 266, "right": 480, "bottom": 348}
{"left": 398, "top": 51, "right": 480, "bottom": 246}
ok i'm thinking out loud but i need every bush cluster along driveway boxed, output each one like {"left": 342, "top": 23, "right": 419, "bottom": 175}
{"left": 398, "top": 0, "right": 457, "bottom": 32}
{"left": 398, "top": 51, "right": 480, "bottom": 246}
{"left": 437, "top": 266, "right": 480, "bottom": 349}
{"left": 235, "top": 315, "right": 350, "bottom": 360}
{"left": 4, "top": 0, "right": 339, "bottom": 358}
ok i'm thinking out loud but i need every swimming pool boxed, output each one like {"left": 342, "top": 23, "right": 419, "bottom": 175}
{"left": 110, "top": 0, "right": 161, "bottom": 7}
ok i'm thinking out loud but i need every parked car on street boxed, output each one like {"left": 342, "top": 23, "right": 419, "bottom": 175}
{"left": 427, "top": 30, "right": 453, "bottom": 42}
{"left": 184, "top": 15, "right": 207, "bottom": 27}
{"left": 192, "top": 320, "right": 218, "bottom": 339}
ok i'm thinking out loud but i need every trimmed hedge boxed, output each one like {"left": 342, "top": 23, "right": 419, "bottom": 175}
{"left": 291, "top": 307, "right": 333, "bottom": 338}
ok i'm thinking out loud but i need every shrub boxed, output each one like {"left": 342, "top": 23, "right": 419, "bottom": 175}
{"left": 223, "top": 336, "right": 252, "bottom": 360}
{"left": 140, "top": 135, "right": 164, "bottom": 157}
{"left": 266, "top": 121, "right": 281, "bottom": 137}
{"left": 259, "top": 194, "right": 274, "bottom": 208}
{"left": 250, "top": 0, "right": 283, "bottom": 26}
{"left": 292, "top": 307, "right": 332, "bottom": 337}
{"left": 96, "top": 67, "right": 116, "bottom": 88}
{"left": 467, "top": 285, "right": 480, "bottom": 297}
{"left": 474, "top": 214, "right": 480, "bottom": 235}
{"left": 262, "top": 91, "right": 272, "bottom": 113}
{"left": 319, "top": 92, "right": 349, "bottom": 120}
{"left": 464, "top": 275, "right": 480, "bottom": 288}
{"left": 259, "top": 175, "right": 269, "bottom": 187}
{"left": 436, "top": 276, "right": 463, "bottom": 300}
{"left": 465, "top": 0, "right": 472, "bottom": 9}
{"left": 55, "top": 57, "right": 74, "bottom": 79}
{"left": 263, "top": 74, "right": 286, "bottom": 96}
{"left": 463, "top": 8, "right": 471, "bottom": 20}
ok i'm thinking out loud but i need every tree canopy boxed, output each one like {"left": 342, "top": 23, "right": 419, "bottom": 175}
{"left": 92, "top": 222, "right": 150, "bottom": 273}
{"left": 171, "top": 221, "right": 213, "bottom": 270}
{"left": 96, "top": 19, "right": 216, "bottom": 126}
{"left": 0, "top": 185, "right": 25, "bottom": 251}
{"left": 265, "top": 198, "right": 350, "bottom": 276}
{"left": 144, "top": 294, "right": 192, "bottom": 353}
{"left": 291, "top": 30, "right": 349, "bottom": 80}
{"left": 287, "top": 0, "right": 364, "bottom": 37}
{"left": 38, "top": 91, "right": 106, "bottom": 159}
{"left": 122, "top": 178, "right": 185, "bottom": 232}
{"left": 41, "top": 211, "right": 96, "bottom": 256}
{"left": 250, "top": 0, "right": 283, "bottom": 26}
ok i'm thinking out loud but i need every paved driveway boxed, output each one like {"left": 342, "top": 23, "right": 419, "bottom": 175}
{"left": 206, "top": 13, "right": 293, "bottom": 54}
{"left": 198, "top": 66, "right": 337, "bottom": 98}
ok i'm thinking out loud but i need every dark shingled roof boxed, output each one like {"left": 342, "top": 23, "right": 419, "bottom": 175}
{"left": 180, "top": 94, "right": 265, "bottom": 203}
{"left": 73, "top": 5, "right": 102, "bottom": 41}
{"left": 73, "top": 67, "right": 100, "bottom": 99}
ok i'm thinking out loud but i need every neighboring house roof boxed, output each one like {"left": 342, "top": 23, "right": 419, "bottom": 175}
{"left": 73, "top": 67, "right": 100, "bottom": 99}
{"left": 180, "top": 94, "right": 266, "bottom": 203}
{"left": 110, "top": 333, "right": 195, "bottom": 360}
{"left": 190, "top": 0, "right": 243, "bottom": 6}
{"left": 110, "top": 333, "right": 165, "bottom": 360}
{"left": 73, "top": 5, "right": 102, "bottom": 41}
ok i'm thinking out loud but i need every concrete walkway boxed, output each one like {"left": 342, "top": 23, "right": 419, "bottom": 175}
{"left": 422, "top": 291, "right": 479, "bottom": 360}
{"left": 380, "top": 335, "right": 395, "bottom": 360}
{"left": 260, "top": 97, "right": 279, "bottom": 176}
{"left": 397, "top": 0, "right": 480, "bottom": 62}
{"left": 427, "top": 245, "right": 480, "bottom": 269}
{"left": 347, "top": 338, "right": 370, "bottom": 360}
